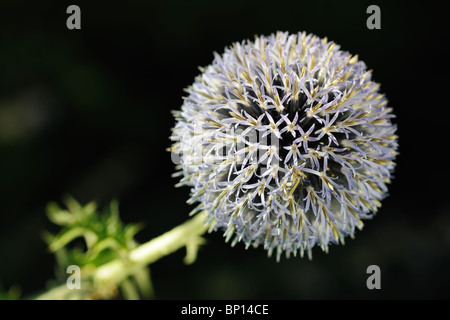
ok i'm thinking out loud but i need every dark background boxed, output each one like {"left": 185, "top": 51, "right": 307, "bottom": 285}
{"left": 0, "top": 0, "right": 449, "bottom": 299}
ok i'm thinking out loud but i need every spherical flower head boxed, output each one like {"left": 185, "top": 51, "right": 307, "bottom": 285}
{"left": 170, "top": 31, "right": 398, "bottom": 260}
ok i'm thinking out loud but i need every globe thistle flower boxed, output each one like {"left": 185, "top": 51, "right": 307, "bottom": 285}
{"left": 170, "top": 31, "right": 398, "bottom": 261}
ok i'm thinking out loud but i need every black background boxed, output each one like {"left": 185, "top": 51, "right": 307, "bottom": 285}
{"left": 0, "top": 0, "right": 449, "bottom": 299}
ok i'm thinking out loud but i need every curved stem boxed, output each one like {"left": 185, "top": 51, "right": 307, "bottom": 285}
{"left": 94, "top": 211, "right": 209, "bottom": 285}
{"left": 33, "top": 212, "right": 210, "bottom": 300}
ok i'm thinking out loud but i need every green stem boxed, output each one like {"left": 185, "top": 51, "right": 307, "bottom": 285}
{"left": 94, "top": 211, "right": 209, "bottom": 285}
{"left": 33, "top": 212, "right": 209, "bottom": 300}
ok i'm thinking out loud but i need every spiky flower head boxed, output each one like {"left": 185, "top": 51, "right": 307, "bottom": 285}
{"left": 170, "top": 31, "right": 398, "bottom": 260}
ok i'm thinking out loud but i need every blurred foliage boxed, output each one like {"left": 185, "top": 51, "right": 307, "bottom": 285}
{"left": 45, "top": 198, "right": 142, "bottom": 267}
{"left": 40, "top": 198, "right": 153, "bottom": 300}
{"left": 0, "top": 285, "right": 21, "bottom": 300}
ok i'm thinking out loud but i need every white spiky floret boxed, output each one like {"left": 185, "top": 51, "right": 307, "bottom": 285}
{"left": 170, "top": 31, "right": 398, "bottom": 261}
